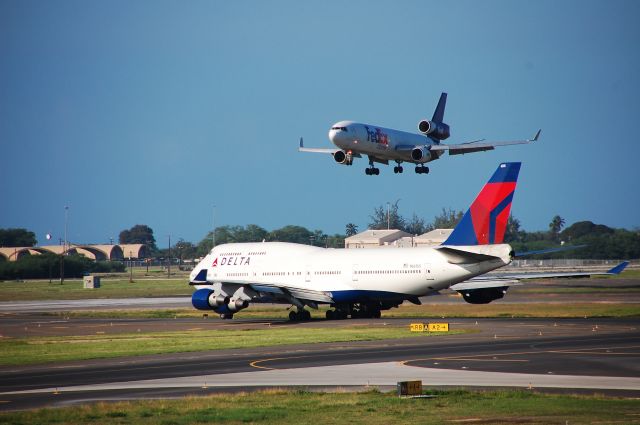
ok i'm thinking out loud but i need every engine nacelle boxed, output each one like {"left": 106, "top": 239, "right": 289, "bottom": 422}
{"left": 227, "top": 298, "right": 249, "bottom": 312}
{"left": 458, "top": 287, "right": 509, "bottom": 304}
{"left": 418, "top": 120, "right": 450, "bottom": 140}
{"left": 333, "top": 150, "right": 353, "bottom": 165}
{"left": 191, "top": 288, "right": 230, "bottom": 310}
{"left": 411, "top": 146, "right": 432, "bottom": 163}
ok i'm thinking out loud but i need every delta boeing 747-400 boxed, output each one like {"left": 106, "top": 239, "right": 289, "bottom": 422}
{"left": 189, "top": 163, "right": 627, "bottom": 320}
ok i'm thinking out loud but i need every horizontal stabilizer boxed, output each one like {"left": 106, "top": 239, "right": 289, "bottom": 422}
{"left": 436, "top": 246, "right": 501, "bottom": 264}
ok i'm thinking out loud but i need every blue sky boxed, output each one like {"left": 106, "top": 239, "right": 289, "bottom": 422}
{"left": 1, "top": 0, "right": 639, "bottom": 246}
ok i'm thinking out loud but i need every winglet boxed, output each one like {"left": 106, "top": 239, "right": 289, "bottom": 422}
{"left": 531, "top": 129, "right": 541, "bottom": 142}
{"left": 606, "top": 261, "right": 629, "bottom": 275}
{"left": 299, "top": 137, "right": 304, "bottom": 149}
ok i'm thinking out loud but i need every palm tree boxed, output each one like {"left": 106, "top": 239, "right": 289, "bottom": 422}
{"left": 549, "top": 215, "right": 566, "bottom": 240}
{"left": 345, "top": 223, "right": 359, "bottom": 237}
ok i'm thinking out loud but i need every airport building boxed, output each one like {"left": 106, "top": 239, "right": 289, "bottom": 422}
{"left": 0, "top": 244, "right": 148, "bottom": 262}
{"left": 344, "top": 228, "right": 453, "bottom": 249}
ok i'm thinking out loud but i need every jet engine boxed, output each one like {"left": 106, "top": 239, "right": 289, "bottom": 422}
{"left": 191, "top": 288, "right": 230, "bottom": 310}
{"left": 457, "top": 287, "right": 509, "bottom": 304}
{"left": 333, "top": 150, "right": 353, "bottom": 165}
{"left": 227, "top": 298, "right": 249, "bottom": 312}
{"left": 418, "top": 120, "right": 450, "bottom": 140}
{"left": 411, "top": 146, "right": 432, "bottom": 163}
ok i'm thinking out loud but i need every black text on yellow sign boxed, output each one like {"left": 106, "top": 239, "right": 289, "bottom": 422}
{"left": 409, "top": 323, "right": 449, "bottom": 332}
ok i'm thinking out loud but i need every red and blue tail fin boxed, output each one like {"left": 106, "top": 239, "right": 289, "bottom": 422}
{"left": 443, "top": 162, "right": 521, "bottom": 246}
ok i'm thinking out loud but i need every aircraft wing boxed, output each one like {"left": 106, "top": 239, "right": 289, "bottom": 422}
{"left": 451, "top": 261, "right": 629, "bottom": 291}
{"left": 298, "top": 137, "right": 362, "bottom": 157}
{"left": 430, "top": 130, "right": 541, "bottom": 156}
{"left": 449, "top": 261, "right": 628, "bottom": 304}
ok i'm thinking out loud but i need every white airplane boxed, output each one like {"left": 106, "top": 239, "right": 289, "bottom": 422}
{"left": 299, "top": 92, "right": 541, "bottom": 175}
{"left": 190, "top": 163, "right": 627, "bottom": 320}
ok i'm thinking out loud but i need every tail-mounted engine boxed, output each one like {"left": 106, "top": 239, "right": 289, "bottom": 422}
{"left": 418, "top": 120, "right": 450, "bottom": 140}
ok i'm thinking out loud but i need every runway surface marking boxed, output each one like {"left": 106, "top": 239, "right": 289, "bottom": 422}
{"left": 3, "top": 362, "right": 639, "bottom": 395}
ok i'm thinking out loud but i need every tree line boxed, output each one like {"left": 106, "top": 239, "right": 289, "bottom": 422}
{"left": 2, "top": 205, "right": 639, "bottom": 265}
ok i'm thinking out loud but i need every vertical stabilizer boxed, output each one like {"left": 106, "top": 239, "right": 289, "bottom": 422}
{"left": 443, "top": 162, "right": 521, "bottom": 246}
{"left": 432, "top": 92, "right": 447, "bottom": 123}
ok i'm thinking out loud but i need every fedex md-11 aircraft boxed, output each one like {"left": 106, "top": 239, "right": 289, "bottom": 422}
{"left": 190, "top": 163, "right": 627, "bottom": 320}
{"left": 299, "top": 92, "right": 541, "bottom": 175}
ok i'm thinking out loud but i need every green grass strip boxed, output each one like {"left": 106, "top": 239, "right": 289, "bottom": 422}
{"left": 1, "top": 389, "right": 638, "bottom": 424}
{"left": 0, "top": 326, "right": 466, "bottom": 367}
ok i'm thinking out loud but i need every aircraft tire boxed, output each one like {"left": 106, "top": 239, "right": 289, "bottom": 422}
{"left": 289, "top": 311, "right": 298, "bottom": 321}
{"left": 374, "top": 168, "right": 380, "bottom": 175}
{"left": 303, "top": 310, "right": 311, "bottom": 321}
{"left": 326, "top": 310, "right": 334, "bottom": 320}
{"left": 373, "top": 310, "right": 381, "bottom": 319}
{"left": 424, "top": 167, "right": 430, "bottom": 174}
{"left": 220, "top": 313, "right": 234, "bottom": 320}
{"left": 398, "top": 166, "right": 403, "bottom": 173}
{"left": 365, "top": 168, "right": 371, "bottom": 175}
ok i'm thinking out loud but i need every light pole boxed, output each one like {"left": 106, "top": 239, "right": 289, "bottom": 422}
{"left": 386, "top": 202, "right": 390, "bottom": 230}
{"left": 167, "top": 235, "right": 171, "bottom": 278}
{"left": 129, "top": 250, "right": 133, "bottom": 283}
{"left": 60, "top": 205, "right": 69, "bottom": 284}
{"left": 212, "top": 205, "right": 216, "bottom": 250}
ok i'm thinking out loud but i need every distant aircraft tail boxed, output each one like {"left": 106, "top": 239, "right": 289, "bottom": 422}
{"left": 443, "top": 162, "right": 521, "bottom": 246}
{"left": 432, "top": 92, "right": 447, "bottom": 123}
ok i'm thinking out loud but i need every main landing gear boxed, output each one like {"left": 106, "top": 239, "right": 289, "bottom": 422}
{"left": 393, "top": 162, "right": 404, "bottom": 174}
{"left": 365, "top": 159, "right": 380, "bottom": 176}
{"left": 415, "top": 166, "right": 429, "bottom": 174}
{"left": 325, "top": 304, "right": 382, "bottom": 320}
{"left": 288, "top": 309, "right": 311, "bottom": 321}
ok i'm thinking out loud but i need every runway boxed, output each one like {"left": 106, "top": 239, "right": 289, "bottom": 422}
{"left": 1, "top": 317, "right": 639, "bottom": 411}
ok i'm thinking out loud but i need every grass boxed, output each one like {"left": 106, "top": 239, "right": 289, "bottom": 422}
{"left": 386, "top": 302, "right": 640, "bottom": 318}
{"left": 1, "top": 389, "right": 639, "bottom": 424}
{"left": 0, "top": 278, "right": 191, "bottom": 301}
{"left": 0, "top": 325, "right": 467, "bottom": 367}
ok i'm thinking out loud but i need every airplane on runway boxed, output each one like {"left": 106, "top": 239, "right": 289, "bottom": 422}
{"left": 299, "top": 92, "right": 541, "bottom": 175}
{"left": 189, "top": 162, "right": 628, "bottom": 320}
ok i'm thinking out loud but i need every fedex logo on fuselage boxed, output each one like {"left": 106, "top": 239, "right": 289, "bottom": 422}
{"left": 212, "top": 256, "right": 251, "bottom": 267}
{"left": 364, "top": 126, "right": 389, "bottom": 146}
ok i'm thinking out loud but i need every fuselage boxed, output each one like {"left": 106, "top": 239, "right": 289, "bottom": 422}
{"left": 191, "top": 241, "right": 512, "bottom": 303}
{"left": 328, "top": 121, "right": 442, "bottom": 163}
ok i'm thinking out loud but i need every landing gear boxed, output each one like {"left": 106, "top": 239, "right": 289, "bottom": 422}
{"left": 220, "top": 313, "right": 234, "bottom": 320}
{"left": 325, "top": 304, "right": 381, "bottom": 320}
{"left": 289, "top": 309, "right": 311, "bottom": 321}
{"left": 365, "top": 159, "right": 380, "bottom": 176}
{"left": 393, "top": 165, "right": 404, "bottom": 174}
{"left": 415, "top": 166, "right": 429, "bottom": 174}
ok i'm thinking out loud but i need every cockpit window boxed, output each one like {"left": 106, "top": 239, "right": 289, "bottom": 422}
{"left": 331, "top": 126, "right": 348, "bottom": 132}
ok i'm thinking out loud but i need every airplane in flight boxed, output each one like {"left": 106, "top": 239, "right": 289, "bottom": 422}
{"left": 189, "top": 162, "right": 627, "bottom": 320}
{"left": 299, "top": 92, "right": 541, "bottom": 175}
